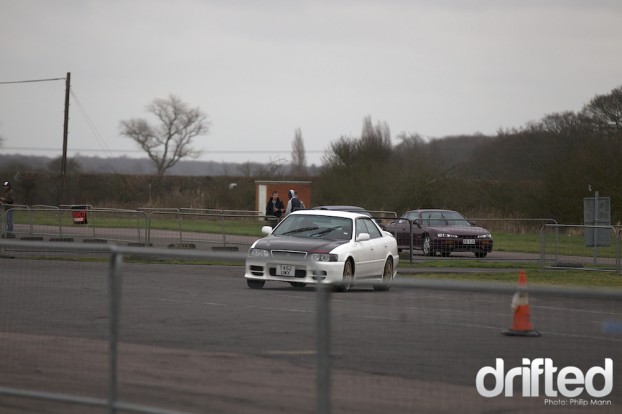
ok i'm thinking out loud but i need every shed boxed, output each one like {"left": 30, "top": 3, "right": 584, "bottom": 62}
{"left": 255, "top": 180, "right": 312, "bottom": 215}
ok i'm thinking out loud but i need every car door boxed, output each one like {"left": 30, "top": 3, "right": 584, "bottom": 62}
{"left": 403, "top": 211, "right": 421, "bottom": 249}
{"left": 390, "top": 212, "right": 413, "bottom": 248}
{"left": 353, "top": 217, "right": 387, "bottom": 278}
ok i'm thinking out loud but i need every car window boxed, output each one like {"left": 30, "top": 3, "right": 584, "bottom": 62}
{"left": 356, "top": 217, "right": 383, "bottom": 239}
{"left": 403, "top": 212, "right": 417, "bottom": 223}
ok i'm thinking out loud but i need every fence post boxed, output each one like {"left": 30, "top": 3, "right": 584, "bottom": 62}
{"left": 107, "top": 251, "right": 123, "bottom": 414}
{"left": 220, "top": 210, "right": 227, "bottom": 247}
{"left": 316, "top": 282, "right": 331, "bottom": 414}
{"left": 617, "top": 229, "right": 621, "bottom": 275}
{"left": 540, "top": 225, "right": 546, "bottom": 270}
{"left": 409, "top": 219, "right": 414, "bottom": 264}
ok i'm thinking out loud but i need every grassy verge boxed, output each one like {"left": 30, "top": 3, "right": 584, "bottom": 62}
{"left": 397, "top": 259, "right": 622, "bottom": 288}
{"left": 12, "top": 212, "right": 622, "bottom": 288}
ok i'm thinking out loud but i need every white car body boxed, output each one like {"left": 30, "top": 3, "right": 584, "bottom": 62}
{"left": 244, "top": 210, "right": 399, "bottom": 291}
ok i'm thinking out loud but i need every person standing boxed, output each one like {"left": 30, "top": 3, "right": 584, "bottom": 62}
{"left": 265, "top": 190, "right": 284, "bottom": 221}
{"left": 285, "top": 189, "right": 303, "bottom": 216}
{"left": 1, "top": 181, "right": 15, "bottom": 238}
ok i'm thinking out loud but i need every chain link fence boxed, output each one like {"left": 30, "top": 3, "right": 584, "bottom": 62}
{"left": 1, "top": 239, "right": 621, "bottom": 413}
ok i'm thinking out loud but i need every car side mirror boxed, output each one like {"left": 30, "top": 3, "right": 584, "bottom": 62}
{"left": 356, "top": 233, "right": 371, "bottom": 242}
{"left": 261, "top": 225, "right": 273, "bottom": 235}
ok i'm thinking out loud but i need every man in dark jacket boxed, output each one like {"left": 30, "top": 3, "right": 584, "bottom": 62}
{"left": 265, "top": 191, "right": 284, "bottom": 221}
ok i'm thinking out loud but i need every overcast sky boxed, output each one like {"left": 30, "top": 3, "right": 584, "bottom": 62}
{"left": 1, "top": 0, "right": 621, "bottom": 166}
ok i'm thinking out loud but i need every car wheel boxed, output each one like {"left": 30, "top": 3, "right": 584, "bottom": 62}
{"left": 373, "top": 258, "right": 393, "bottom": 291}
{"left": 247, "top": 279, "right": 265, "bottom": 289}
{"left": 290, "top": 282, "right": 307, "bottom": 288}
{"left": 336, "top": 259, "right": 354, "bottom": 292}
{"left": 423, "top": 236, "right": 434, "bottom": 256}
{"left": 475, "top": 252, "right": 487, "bottom": 258}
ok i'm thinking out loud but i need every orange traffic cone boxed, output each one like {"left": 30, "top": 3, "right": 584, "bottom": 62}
{"left": 502, "top": 270, "right": 541, "bottom": 337}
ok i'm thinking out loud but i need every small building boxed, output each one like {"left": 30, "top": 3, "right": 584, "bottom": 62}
{"left": 255, "top": 180, "right": 312, "bottom": 214}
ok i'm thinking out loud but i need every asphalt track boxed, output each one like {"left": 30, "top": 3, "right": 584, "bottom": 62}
{"left": 1, "top": 260, "right": 621, "bottom": 413}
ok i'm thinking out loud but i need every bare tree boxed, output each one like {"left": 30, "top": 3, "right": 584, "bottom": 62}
{"left": 120, "top": 95, "right": 210, "bottom": 175}
{"left": 581, "top": 85, "right": 622, "bottom": 135}
{"left": 237, "top": 158, "right": 287, "bottom": 178}
{"left": 291, "top": 128, "right": 308, "bottom": 176}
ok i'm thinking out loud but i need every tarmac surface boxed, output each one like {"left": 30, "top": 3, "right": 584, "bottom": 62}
{"left": 1, "top": 259, "right": 621, "bottom": 413}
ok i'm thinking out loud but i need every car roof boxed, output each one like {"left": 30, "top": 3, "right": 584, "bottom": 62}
{"left": 406, "top": 209, "right": 458, "bottom": 214}
{"left": 290, "top": 209, "right": 370, "bottom": 219}
{"left": 312, "top": 205, "right": 371, "bottom": 214}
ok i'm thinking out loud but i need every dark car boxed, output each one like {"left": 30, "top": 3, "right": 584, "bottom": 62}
{"left": 386, "top": 209, "right": 493, "bottom": 257}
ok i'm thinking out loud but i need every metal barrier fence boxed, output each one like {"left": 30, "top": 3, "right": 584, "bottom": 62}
{"left": 4, "top": 206, "right": 622, "bottom": 274}
{"left": 1, "top": 239, "right": 622, "bottom": 413}
{"left": 143, "top": 208, "right": 264, "bottom": 250}
{"left": 541, "top": 224, "right": 620, "bottom": 273}
{"left": 0, "top": 206, "right": 264, "bottom": 251}
{"left": 2, "top": 205, "right": 148, "bottom": 245}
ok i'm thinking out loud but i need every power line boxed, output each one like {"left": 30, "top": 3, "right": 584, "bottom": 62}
{"left": 0, "top": 77, "right": 66, "bottom": 85}
{"left": 2, "top": 147, "right": 324, "bottom": 154}
{"left": 70, "top": 89, "right": 114, "bottom": 157}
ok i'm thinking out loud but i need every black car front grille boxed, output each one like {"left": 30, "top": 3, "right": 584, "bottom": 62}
{"left": 271, "top": 250, "right": 307, "bottom": 260}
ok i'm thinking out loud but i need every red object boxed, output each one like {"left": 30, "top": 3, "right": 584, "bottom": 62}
{"left": 72, "top": 210, "right": 87, "bottom": 224}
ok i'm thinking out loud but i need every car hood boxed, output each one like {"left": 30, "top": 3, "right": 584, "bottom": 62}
{"left": 253, "top": 235, "right": 347, "bottom": 252}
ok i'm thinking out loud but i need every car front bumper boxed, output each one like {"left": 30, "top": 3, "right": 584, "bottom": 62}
{"left": 434, "top": 239, "right": 493, "bottom": 252}
{"left": 244, "top": 258, "right": 347, "bottom": 285}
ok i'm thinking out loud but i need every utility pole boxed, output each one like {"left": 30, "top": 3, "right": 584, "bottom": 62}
{"left": 59, "top": 72, "right": 70, "bottom": 205}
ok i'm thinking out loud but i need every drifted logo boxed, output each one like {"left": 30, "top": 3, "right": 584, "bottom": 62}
{"left": 476, "top": 358, "right": 613, "bottom": 398}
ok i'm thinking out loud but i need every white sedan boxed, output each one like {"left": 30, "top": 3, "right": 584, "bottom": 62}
{"left": 244, "top": 210, "right": 399, "bottom": 291}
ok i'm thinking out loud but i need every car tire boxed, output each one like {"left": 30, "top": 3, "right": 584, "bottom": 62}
{"left": 423, "top": 236, "right": 434, "bottom": 256}
{"left": 335, "top": 259, "right": 354, "bottom": 292}
{"left": 373, "top": 258, "right": 393, "bottom": 291}
{"left": 247, "top": 279, "right": 265, "bottom": 289}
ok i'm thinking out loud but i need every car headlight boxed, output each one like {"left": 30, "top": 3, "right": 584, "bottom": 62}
{"left": 310, "top": 252, "right": 338, "bottom": 262}
{"left": 249, "top": 248, "right": 270, "bottom": 257}
{"left": 437, "top": 233, "right": 458, "bottom": 238}
{"left": 477, "top": 233, "right": 492, "bottom": 239}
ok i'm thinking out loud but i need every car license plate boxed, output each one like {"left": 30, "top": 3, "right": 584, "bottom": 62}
{"left": 277, "top": 264, "right": 295, "bottom": 276}
{"left": 463, "top": 239, "right": 475, "bottom": 245}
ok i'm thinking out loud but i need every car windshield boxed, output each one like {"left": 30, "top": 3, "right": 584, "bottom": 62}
{"left": 273, "top": 214, "right": 353, "bottom": 240}
{"left": 441, "top": 211, "right": 471, "bottom": 226}
{"left": 421, "top": 211, "right": 471, "bottom": 226}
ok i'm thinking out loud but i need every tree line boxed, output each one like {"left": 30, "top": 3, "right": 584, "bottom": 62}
{"left": 315, "top": 85, "right": 622, "bottom": 224}
{"left": 1, "top": 86, "right": 620, "bottom": 225}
